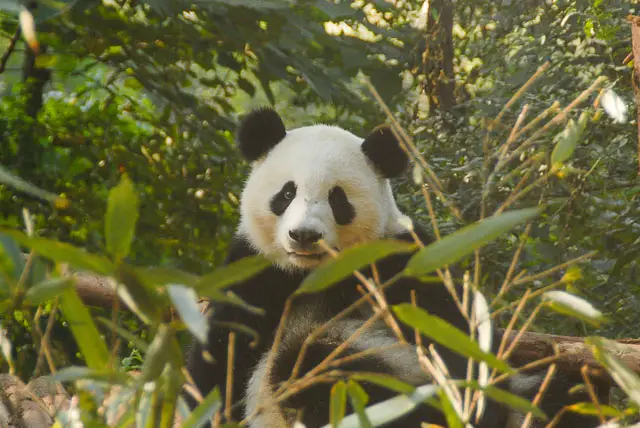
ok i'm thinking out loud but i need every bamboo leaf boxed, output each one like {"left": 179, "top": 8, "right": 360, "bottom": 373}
{"left": 105, "top": 175, "right": 140, "bottom": 261}
{"left": 58, "top": 288, "right": 110, "bottom": 370}
{"left": 0, "top": 229, "right": 115, "bottom": 275}
{"left": 25, "top": 277, "right": 73, "bottom": 304}
{"left": 393, "top": 304, "right": 512, "bottom": 373}
{"left": 347, "top": 380, "right": 372, "bottom": 428}
{"left": 182, "top": 387, "right": 221, "bottom": 428}
{"left": 167, "top": 284, "right": 209, "bottom": 344}
{"left": 330, "top": 380, "right": 347, "bottom": 428}
{"left": 404, "top": 208, "right": 541, "bottom": 277}
{"left": 322, "top": 384, "right": 439, "bottom": 428}
{"left": 296, "top": 240, "right": 415, "bottom": 295}
{"left": 196, "top": 255, "right": 270, "bottom": 294}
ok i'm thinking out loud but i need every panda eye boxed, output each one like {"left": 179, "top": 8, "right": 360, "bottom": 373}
{"left": 284, "top": 191, "right": 295, "bottom": 200}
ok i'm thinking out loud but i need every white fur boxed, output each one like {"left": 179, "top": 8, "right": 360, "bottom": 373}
{"left": 244, "top": 309, "right": 431, "bottom": 428}
{"left": 238, "top": 124, "right": 409, "bottom": 270}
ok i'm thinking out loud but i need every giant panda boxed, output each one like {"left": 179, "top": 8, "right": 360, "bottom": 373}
{"left": 185, "top": 107, "right": 605, "bottom": 427}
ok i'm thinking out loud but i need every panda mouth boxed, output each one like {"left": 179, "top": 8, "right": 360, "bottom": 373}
{"left": 288, "top": 251, "right": 327, "bottom": 260}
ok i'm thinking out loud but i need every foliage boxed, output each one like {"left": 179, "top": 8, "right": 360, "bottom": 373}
{"left": 0, "top": 0, "right": 638, "bottom": 426}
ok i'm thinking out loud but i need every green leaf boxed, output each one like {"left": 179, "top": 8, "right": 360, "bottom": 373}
{"left": 182, "top": 386, "right": 221, "bottom": 428}
{"left": 565, "top": 402, "right": 624, "bottom": 418}
{"left": 208, "top": 321, "right": 259, "bottom": 346}
{"left": 296, "top": 240, "right": 415, "bottom": 295}
{"left": 330, "top": 381, "right": 348, "bottom": 428}
{"left": 0, "top": 233, "right": 22, "bottom": 292}
{"left": 53, "top": 366, "right": 131, "bottom": 384}
{"left": 350, "top": 373, "right": 415, "bottom": 395}
{"left": 0, "top": 229, "right": 115, "bottom": 275}
{"left": 551, "top": 112, "right": 587, "bottom": 168}
{"left": 0, "top": 164, "right": 68, "bottom": 208}
{"left": 393, "top": 304, "right": 513, "bottom": 374}
{"left": 585, "top": 337, "right": 640, "bottom": 407}
{"left": 58, "top": 288, "right": 110, "bottom": 370}
{"left": 347, "top": 380, "right": 371, "bottom": 428}
{"left": 196, "top": 255, "right": 270, "bottom": 293}
{"left": 95, "top": 317, "right": 149, "bottom": 353}
{"left": 25, "top": 277, "right": 73, "bottom": 304}
{"left": 439, "top": 389, "right": 463, "bottom": 428}
{"left": 470, "top": 382, "right": 546, "bottom": 420}
{"left": 404, "top": 208, "right": 541, "bottom": 277}
{"left": 105, "top": 175, "right": 140, "bottom": 261}
{"left": 115, "top": 264, "right": 164, "bottom": 324}
{"left": 323, "top": 384, "right": 439, "bottom": 428}
{"left": 206, "top": 289, "right": 265, "bottom": 316}
{"left": 138, "top": 325, "right": 172, "bottom": 384}
{"left": 167, "top": 284, "right": 209, "bottom": 344}
{"left": 134, "top": 266, "right": 199, "bottom": 289}
{"left": 237, "top": 77, "right": 255, "bottom": 97}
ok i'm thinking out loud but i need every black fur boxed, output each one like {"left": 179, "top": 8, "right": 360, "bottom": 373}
{"left": 361, "top": 125, "right": 410, "bottom": 178}
{"left": 270, "top": 181, "right": 297, "bottom": 216}
{"left": 237, "top": 107, "right": 287, "bottom": 161}
{"left": 328, "top": 185, "right": 355, "bottom": 225}
{"left": 184, "top": 221, "right": 605, "bottom": 427}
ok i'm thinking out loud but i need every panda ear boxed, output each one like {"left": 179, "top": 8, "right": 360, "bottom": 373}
{"left": 361, "top": 125, "right": 409, "bottom": 178}
{"left": 237, "top": 107, "right": 287, "bottom": 161}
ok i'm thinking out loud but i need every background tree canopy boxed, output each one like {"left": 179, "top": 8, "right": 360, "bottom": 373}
{"left": 0, "top": 0, "right": 639, "bottom": 425}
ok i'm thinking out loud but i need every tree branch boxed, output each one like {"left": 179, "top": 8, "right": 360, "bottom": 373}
{"left": 0, "top": 27, "right": 21, "bottom": 74}
{"left": 66, "top": 272, "right": 640, "bottom": 387}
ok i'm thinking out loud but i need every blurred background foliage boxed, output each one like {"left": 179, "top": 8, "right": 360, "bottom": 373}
{"left": 0, "top": 0, "right": 637, "bottom": 381}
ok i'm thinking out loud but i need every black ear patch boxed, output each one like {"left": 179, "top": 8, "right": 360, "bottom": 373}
{"left": 361, "top": 125, "right": 409, "bottom": 178}
{"left": 237, "top": 107, "right": 287, "bottom": 161}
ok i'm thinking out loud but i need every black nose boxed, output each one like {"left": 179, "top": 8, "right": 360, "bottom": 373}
{"left": 289, "top": 228, "right": 322, "bottom": 245}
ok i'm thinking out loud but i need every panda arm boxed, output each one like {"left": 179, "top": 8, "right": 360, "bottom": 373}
{"left": 185, "top": 235, "right": 302, "bottom": 420}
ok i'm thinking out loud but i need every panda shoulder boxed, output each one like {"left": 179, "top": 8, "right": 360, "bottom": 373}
{"left": 224, "top": 233, "right": 259, "bottom": 264}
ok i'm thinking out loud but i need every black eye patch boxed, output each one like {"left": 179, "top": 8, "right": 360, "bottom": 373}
{"left": 329, "top": 186, "right": 355, "bottom": 225}
{"left": 270, "top": 181, "right": 297, "bottom": 216}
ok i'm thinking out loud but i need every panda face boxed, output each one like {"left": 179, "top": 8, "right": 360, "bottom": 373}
{"left": 236, "top": 108, "right": 411, "bottom": 271}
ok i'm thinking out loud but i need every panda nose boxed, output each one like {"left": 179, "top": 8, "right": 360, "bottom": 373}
{"left": 289, "top": 229, "right": 323, "bottom": 246}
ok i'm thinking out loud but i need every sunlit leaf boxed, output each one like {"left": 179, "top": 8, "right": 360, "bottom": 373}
{"left": 19, "top": 6, "right": 39, "bottom": 53}
{"left": 167, "top": 284, "right": 209, "bottom": 344}
{"left": 600, "top": 88, "right": 628, "bottom": 124}
{"left": 404, "top": 208, "right": 541, "bottom": 277}
{"left": 565, "top": 402, "right": 623, "bottom": 418}
{"left": 0, "top": 325, "right": 13, "bottom": 372}
{"left": 296, "top": 240, "right": 415, "bottom": 295}
{"left": 322, "top": 384, "right": 439, "bottom": 428}
{"left": 105, "top": 175, "right": 140, "bottom": 261}
{"left": 543, "top": 291, "right": 604, "bottom": 326}
{"left": 586, "top": 337, "right": 640, "bottom": 407}
{"left": 393, "top": 304, "right": 513, "bottom": 373}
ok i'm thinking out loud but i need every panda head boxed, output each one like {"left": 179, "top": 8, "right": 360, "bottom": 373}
{"left": 236, "top": 107, "right": 411, "bottom": 271}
